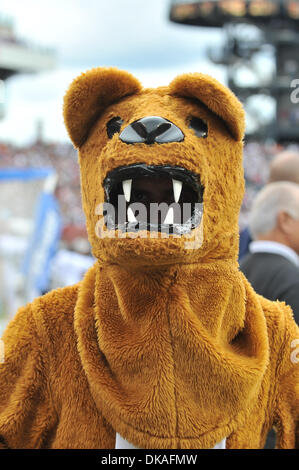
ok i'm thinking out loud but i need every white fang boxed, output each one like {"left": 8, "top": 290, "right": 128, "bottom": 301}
{"left": 122, "top": 179, "right": 132, "bottom": 202}
{"left": 127, "top": 207, "right": 137, "bottom": 223}
{"left": 164, "top": 207, "right": 174, "bottom": 224}
{"left": 173, "top": 179, "right": 182, "bottom": 203}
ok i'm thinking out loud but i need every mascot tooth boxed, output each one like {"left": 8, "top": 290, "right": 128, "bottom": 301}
{"left": 0, "top": 67, "right": 298, "bottom": 449}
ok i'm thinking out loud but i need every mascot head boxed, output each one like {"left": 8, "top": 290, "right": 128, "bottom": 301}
{"left": 63, "top": 67, "right": 245, "bottom": 266}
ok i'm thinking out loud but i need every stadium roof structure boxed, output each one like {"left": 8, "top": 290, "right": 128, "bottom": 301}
{"left": 0, "top": 14, "right": 56, "bottom": 119}
{"left": 0, "top": 15, "right": 55, "bottom": 81}
{"left": 169, "top": 0, "right": 299, "bottom": 142}
{"left": 0, "top": 41, "right": 56, "bottom": 80}
{"left": 169, "top": 0, "right": 299, "bottom": 28}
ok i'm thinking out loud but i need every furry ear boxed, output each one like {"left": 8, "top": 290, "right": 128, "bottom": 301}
{"left": 169, "top": 73, "right": 245, "bottom": 141}
{"left": 63, "top": 67, "right": 142, "bottom": 148}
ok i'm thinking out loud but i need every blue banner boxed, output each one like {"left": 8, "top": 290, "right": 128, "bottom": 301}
{"left": 0, "top": 167, "right": 53, "bottom": 181}
{"left": 22, "top": 184, "right": 62, "bottom": 297}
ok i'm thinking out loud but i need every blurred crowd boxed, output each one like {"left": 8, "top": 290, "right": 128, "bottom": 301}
{"left": 0, "top": 140, "right": 88, "bottom": 252}
{"left": 0, "top": 140, "right": 93, "bottom": 330}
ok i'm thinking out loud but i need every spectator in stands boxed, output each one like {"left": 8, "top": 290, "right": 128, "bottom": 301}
{"left": 239, "top": 150, "right": 299, "bottom": 260}
{"left": 268, "top": 150, "right": 299, "bottom": 183}
{"left": 240, "top": 181, "right": 299, "bottom": 326}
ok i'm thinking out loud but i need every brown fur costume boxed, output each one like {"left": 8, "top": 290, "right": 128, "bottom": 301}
{"left": 0, "top": 67, "right": 298, "bottom": 449}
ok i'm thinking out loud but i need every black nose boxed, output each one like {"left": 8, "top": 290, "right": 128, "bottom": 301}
{"left": 119, "top": 116, "right": 184, "bottom": 145}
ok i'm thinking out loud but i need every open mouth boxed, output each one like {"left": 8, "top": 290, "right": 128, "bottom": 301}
{"left": 103, "top": 163, "right": 204, "bottom": 235}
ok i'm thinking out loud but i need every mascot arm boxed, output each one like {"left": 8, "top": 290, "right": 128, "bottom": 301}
{"left": 274, "top": 309, "right": 299, "bottom": 449}
{"left": 0, "top": 304, "right": 56, "bottom": 449}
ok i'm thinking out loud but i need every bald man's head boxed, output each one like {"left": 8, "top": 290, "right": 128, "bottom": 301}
{"left": 249, "top": 181, "right": 299, "bottom": 254}
{"left": 269, "top": 151, "right": 299, "bottom": 184}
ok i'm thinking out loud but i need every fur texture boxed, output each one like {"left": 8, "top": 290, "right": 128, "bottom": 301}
{"left": 0, "top": 67, "right": 298, "bottom": 449}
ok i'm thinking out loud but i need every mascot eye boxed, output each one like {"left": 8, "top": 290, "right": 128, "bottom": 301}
{"left": 189, "top": 117, "right": 208, "bottom": 139}
{"left": 107, "top": 117, "right": 124, "bottom": 139}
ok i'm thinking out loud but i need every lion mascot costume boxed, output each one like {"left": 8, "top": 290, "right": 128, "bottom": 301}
{"left": 0, "top": 67, "right": 298, "bottom": 449}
